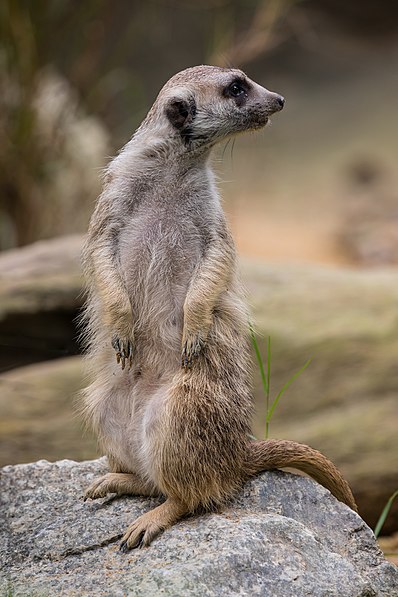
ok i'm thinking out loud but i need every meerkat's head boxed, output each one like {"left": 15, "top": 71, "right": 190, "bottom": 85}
{"left": 152, "top": 65, "right": 284, "bottom": 150}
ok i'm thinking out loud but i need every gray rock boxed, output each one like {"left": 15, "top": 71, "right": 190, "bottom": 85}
{"left": 1, "top": 459, "right": 397, "bottom": 597}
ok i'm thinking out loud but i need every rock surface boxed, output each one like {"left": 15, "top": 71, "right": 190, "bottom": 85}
{"left": 1, "top": 458, "right": 397, "bottom": 597}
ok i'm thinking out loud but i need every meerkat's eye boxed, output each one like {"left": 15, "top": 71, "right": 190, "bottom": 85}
{"left": 223, "top": 79, "right": 250, "bottom": 105}
{"left": 229, "top": 82, "right": 246, "bottom": 97}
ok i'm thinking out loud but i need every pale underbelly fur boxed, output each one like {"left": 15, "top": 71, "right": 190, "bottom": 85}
{"left": 92, "top": 232, "right": 194, "bottom": 485}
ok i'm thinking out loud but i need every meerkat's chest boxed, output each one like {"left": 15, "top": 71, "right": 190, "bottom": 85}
{"left": 120, "top": 207, "right": 204, "bottom": 259}
{"left": 118, "top": 210, "right": 203, "bottom": 300}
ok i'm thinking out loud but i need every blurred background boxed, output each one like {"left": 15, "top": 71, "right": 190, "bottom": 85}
{"left": 0, "top": 0, "right": 397, "bottom": 546}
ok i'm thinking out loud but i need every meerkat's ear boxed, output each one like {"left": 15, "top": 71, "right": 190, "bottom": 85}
{"left": 165, "top": 97, "right": 196, "bottom": 130}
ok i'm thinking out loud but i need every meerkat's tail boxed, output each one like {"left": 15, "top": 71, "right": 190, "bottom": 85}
{"left": 246, "top": 439, "right": 357, "bottom": 512}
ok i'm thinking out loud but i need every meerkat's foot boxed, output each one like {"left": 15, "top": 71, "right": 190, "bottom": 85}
{"left": 111, "top": 336, "right": 133, "bottom": 370}
{"left": 84, "top": 472, "right": 157, "bottom": 501}
{"left": 120, "top": 498, "right": 188, "bottom": 551}
{"left": 181, "top": 332, "right": 206, "bottom": 369}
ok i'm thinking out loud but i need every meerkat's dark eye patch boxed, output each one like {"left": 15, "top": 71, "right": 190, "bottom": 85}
{"left": 223, "top": 79, "right": 250, "bottom": 106}
{"left": 165, "top": 97, "right": 196, "bottom": 130}
{"left": 228, "top": 82, "right": 246, "bottom": 97}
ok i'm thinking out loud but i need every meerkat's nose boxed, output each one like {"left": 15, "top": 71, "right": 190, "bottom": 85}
{"left": 266, "top": 91, "right": 285, "bottom": 113}
{"left": 275, "top": 95, "right": 285, "bottom": 110}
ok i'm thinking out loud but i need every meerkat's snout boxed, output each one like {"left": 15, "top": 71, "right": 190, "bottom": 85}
{"left": 259, "top": 87, "right": 285, "bottom": 115}
{"left": 271, "top": 93, "right": 285, "bottom": 111}
{"left": 242, "top": 85, "right": 285, "bottom": 132}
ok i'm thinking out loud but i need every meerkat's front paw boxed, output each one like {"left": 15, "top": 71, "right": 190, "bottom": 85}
{"left": 111, "top": 335, "right": 133, "bottom": 370}
{"left": 105, "top": 305, "right": 134, "bottom": 370}
{"left": 181, "top": 332, "right": 206, "bottom": 369}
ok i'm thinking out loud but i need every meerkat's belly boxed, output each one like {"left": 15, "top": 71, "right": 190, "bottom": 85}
{"left": 92, "top": 362, "right": 170, "bottom": 481}
{"left": 99, "top": 210, "right": 223, "bottom": 481}
{"left": 118, "top": 213, "right": 202, "bottom": 359}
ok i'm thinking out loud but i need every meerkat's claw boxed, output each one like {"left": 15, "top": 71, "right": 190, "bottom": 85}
{"left": 181, "top": 334, "right": 205, "bottom": 369}
{"left": 122, "top": 340, "right": 133, "bottom": 369}
{"left": 112, "top": 337, "right": 133, "bottom": 370}
{"left": 119, "top": 540, "right": 129, "bottom": 553}
{"left": 181, "top": 344, "right": 191, "bottom": 369}
{"left": 181, "top": 345, "right": 193, "bottom": 369}
{"left": 112, "top": 337, "right": 122, "bottom": 364}
{"left": 119, "top": 530, "right": 145, "bottom": 552}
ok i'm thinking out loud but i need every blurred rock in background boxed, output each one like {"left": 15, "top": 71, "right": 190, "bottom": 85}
{"left": 338, "top": 159, "right": 398, "bottom": 265}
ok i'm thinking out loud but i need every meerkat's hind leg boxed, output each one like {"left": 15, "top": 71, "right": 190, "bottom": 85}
{"left": 120, "top": 498, "right": 188, "bottom": 551}
{"left": 84, "top": 472, "right": 159, "bottom": 501}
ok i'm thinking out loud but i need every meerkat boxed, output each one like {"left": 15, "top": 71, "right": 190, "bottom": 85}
{"left": 81, "top": 65, "right": 357, "bottom": 551}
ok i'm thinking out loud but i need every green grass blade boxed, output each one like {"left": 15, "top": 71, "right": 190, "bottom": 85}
{"left": 265, "top": 336, "right": 271, "bottom": 437}
{"left": 266, "top": 357, "right": 312, "bottom": 424}
{"left": 267, "top": 336, "right": 271, "bottom": 401}
{"left": 249, "top": 324, "right": 269, "bottom": 395}
{"left": 374, "top": 489, "right": 398, "bottom": 538}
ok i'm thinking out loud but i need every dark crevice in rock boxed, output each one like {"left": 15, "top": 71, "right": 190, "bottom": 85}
{"left": 0, "top": 309, "right": 81, "bottom": 373}
{"left": 45, "top": 532, "right": 124, "bottom": 562}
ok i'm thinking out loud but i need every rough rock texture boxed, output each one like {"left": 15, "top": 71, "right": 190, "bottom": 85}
{"left": 1, "top": 458, "right": 397, "bottom": 597}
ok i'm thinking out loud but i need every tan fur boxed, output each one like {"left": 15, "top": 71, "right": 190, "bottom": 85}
{"left": 81, "top": 65, "right": 357, "bottom": 550}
